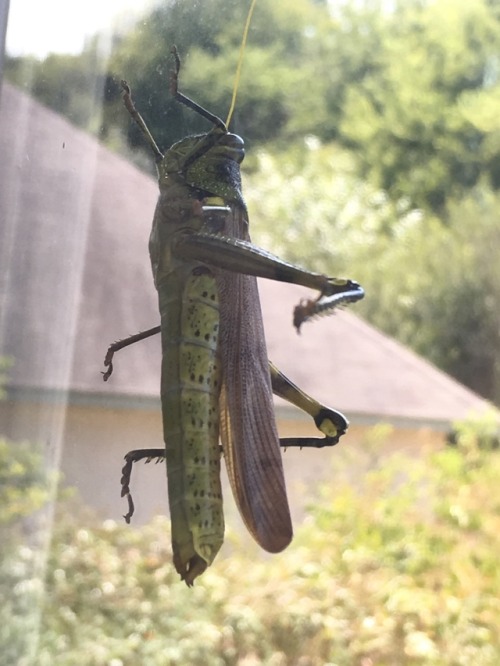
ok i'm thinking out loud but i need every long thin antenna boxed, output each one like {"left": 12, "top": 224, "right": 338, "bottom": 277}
{"left": 225, "top": 0, "right": 258, "bottom": 128}
{"left": 170, "top": 46, "right": 227, "bottom": 130}
{"left": 121, "top": 81, "right": 164, "bottom": 161}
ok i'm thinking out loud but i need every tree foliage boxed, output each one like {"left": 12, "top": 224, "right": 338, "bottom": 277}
{"left": 338, "top": 0, "right": 500, "bottom": 212}
{"left": 353, "top": 188, "right": 500, "bottom": 399}
{"left": 0, "top": 438, "right": 52, "bottom": 526}
{"left": 5, "top": 40, "right": 112, "bottom": 137}
{"left": 8, "top": 0, "right": 500, "bottom": 204}
{"left": 0, "top": 438, "right": 54, "bottom": 665}
{"left": 104, "top": 0, "right": 328, "bottom": 152}
{"left": 245, "top": 146, "right": 500, "bottom": 401}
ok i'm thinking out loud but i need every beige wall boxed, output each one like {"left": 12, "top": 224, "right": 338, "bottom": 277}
{"left": 1, "top": 398, "right": 446, "bottom": 531}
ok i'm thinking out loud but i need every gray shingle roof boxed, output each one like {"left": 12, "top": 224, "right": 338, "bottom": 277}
{"left": 0, "top": 82, "right": 493, "bottom": 426}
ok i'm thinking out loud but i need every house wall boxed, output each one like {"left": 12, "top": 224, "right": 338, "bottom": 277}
{"left": 0, "top": 398, "right": 446, "bottom": 529}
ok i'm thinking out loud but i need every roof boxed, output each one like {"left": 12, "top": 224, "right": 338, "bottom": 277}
{"left": 261, "top": 281, "right": 493, "bottom": 426}
{"left": 0, "top": 81, "right": 159, "bottom": 397}
{"left": 0, "top": 82, "right": 494, "bottom": 428}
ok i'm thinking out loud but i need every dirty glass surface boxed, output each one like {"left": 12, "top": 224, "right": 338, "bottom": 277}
{"left": 2, "top": 1, "right": 500, "bottom": 664}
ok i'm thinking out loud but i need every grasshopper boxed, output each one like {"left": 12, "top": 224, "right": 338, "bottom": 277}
{"left": 103, "top": 47, "right": 364, "bottom": 585}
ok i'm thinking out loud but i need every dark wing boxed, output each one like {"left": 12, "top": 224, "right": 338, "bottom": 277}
{"left": 215, "top": 207, "right": 293, "bottom": 552}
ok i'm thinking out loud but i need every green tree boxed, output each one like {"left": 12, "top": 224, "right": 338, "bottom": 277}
{"left": 6, "top": 38, "right": 111, "bottom": 136}
{"left": 106, "top": 0, "right": 330, "bottom": 153}
{"left": 9, "top": 0, "right": 500, "bottom": 212}
{"left": 338, "top": 0, "right": 500, "bottom": 213}
{"left": 245, "top": 146, "right": 500, "bottom": 401}
{"left": 350, "top": 186, "right": 500, "bottom": 400}
{"left": 244, "top": 142, "right": 407, "bottom": 273}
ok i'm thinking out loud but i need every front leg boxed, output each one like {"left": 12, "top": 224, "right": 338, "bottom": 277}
{"left": 269, "top": 362, "right": 348, "bottom": 448}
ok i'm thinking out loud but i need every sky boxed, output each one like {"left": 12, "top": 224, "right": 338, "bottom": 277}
{"left": 5, "top": 0, "right": 153, "bottom": 57}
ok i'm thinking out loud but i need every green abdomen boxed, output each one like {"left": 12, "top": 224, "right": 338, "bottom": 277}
{"left": 158, "top": 268, "right": 223, "bottom": 584}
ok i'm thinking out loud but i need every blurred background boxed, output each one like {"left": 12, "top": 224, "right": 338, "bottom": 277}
{"left": 1, "top": 1, "right": 500, "bottom": 663}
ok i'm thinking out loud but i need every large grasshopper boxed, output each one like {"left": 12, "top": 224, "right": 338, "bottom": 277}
{"left": 103, "top": 47, "right": 364, "bottom": 585}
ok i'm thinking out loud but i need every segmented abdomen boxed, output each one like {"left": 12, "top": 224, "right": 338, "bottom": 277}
{"left": 158, "top": 268, "right": 223, "bottom": 585}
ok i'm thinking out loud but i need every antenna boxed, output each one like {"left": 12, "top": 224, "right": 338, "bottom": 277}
{"left": 170, "top": 46, "right": 227, "bottom": 130}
